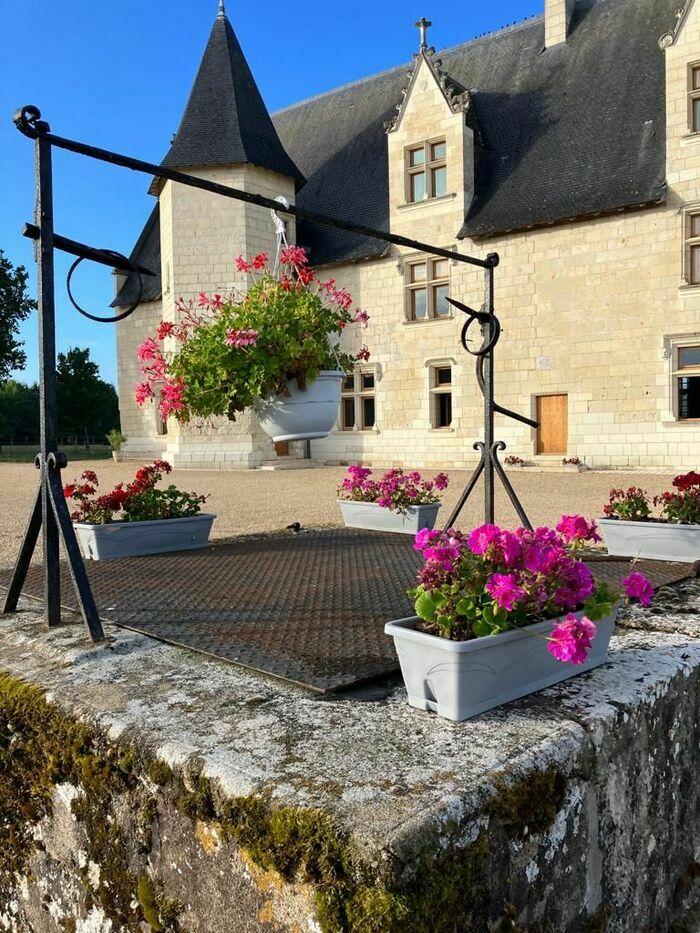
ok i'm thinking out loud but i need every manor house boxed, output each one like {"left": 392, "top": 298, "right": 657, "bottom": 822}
{"left": 115, "top": 0, "right": 700, "bottom": 470}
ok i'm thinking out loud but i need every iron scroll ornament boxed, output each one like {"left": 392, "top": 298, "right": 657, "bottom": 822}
{"left": 66, "top": 252, "right": 143, "bottom": 323}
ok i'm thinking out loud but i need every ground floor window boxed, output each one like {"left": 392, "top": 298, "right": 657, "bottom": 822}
{"left": 340, "top": 369, "right": 376, "bottom": 431}
{"left": 430, "top": 364, "right": 452, "bottom": 428}
{"left": 676, "top": 345, "right": 700, "bottom": 419}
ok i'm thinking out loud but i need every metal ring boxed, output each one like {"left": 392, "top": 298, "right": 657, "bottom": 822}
{"left": 460, "top": 312, "right": 501, "bottom": 357}
{"left": 66, "top": 250, "right": 143, "bottom": 323}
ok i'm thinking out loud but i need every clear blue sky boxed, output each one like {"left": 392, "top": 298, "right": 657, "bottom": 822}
{"left": 0, "top": 0, "right": 541, "bottom": 387}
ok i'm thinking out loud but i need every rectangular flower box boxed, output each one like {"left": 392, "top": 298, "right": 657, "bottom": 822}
{"left": 385, "top": 609, "right": 617, "bottom": 722}
{"left": 338, "top": 500, "right": 441, "bottom": 535}
{"left": 74, "top": 514, "right": 216, "bottom": 561}
{"left": 599, "top": 518, "right": 700, "bottom": 563}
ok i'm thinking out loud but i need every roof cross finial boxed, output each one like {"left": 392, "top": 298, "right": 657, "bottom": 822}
{"left": 218, "top": 0, "right": 226, "bottom": 16}
{"left": 415, "top": 17, "right": 432, "bottom": 52}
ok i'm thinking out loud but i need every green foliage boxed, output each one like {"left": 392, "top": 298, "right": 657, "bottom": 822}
{"left": 582, "top": 581, "right": 618, "bottom": 622}
{"left": 169, "top": 274, "right": 355, "bottom": 421}
{"left": 0, "top": 379, "right": 39, "bottom": 441}
{"left": 604, "top": 486, "right": 652, "bottom": 522}
{"left": 57, "top": 347, "right": 120, "bottom": 443}
{"left": 0, "top": 250, "right": 36, "bottom": 381}
{"left": 123, "top": 485, "right": 205, "bottom": 522}
{"left": 106, "top": 429, "right": 127, "bottom": 451}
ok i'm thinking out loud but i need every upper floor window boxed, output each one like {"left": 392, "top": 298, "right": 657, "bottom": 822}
{"left": 405, "top": 256, "right": 450, "bottom": 321}
{"left": 690, "top": 64, "right": 700, "bottom": 133}
{"left": 686, "top": 211, "right": 700, "bottom": 284}
{"left": 405, "top": 139, "right": 447, "bottom": 203}
{"left": 340, "top": 370, "right": 376, "bottom": 431}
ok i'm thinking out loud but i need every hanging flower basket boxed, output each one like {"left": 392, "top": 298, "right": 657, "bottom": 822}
{"left": 599, "top": 473, "right": 700, "bottom": 562}
{"left": 134, "top": 248, "right": 370, "bottom": 443}
{"left": 386, "top": 518, "right": 654, "bottom": 721}
{"left": 64, "top": 462, "right": 214, "bottom": 561}
{"left": 337, "top": 466, "right": 449, "bottom": 534}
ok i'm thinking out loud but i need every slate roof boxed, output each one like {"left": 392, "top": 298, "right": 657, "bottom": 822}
{"left": 155, "top": 10, "right": 303, "bottom": 186}
{"left": 113, "top": 205, "right": 161, "bottom": 306}
{"left": 116, "top": 0, "right": 679, "bottom": 304}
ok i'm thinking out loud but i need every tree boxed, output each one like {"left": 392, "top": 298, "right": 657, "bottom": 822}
{"left": 0, "top": 250, "right": 36, "bottom": 380}
{"left": 0, "top": 380, "right": 39, "bottom": 443}
{"left": 56, "top": 347, "right": 120, "bottom": 446}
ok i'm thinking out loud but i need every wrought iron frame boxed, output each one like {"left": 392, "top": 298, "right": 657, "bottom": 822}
{"left": 3, "top": 104, "right": 536, "bottom": 642}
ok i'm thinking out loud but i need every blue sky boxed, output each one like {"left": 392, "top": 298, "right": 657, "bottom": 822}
{"left": 0, "top": 0, "right": 540, "bottom": 387}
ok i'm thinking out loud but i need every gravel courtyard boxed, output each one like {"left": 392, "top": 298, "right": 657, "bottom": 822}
{"left": 0, "top": 461, "right": 678, "bottom": 568}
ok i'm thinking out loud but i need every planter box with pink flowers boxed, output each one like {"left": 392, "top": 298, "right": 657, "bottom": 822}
{"left": 600, "top": 473, "right": 700, "bottom": 562}
{"left": 385, "top": 518, "right": 653, "bottom": 721}
{"left": 337, "top": 466, "right": 448, "bottom": 535}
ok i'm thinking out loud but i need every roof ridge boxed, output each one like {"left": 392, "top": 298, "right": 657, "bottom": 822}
{"left": 272, "top": 11, "right": 545, "bottom": 117}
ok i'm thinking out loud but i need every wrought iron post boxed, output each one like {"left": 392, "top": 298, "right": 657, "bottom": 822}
{"left": 444, "top": 253, "right": 539, "bottom": 531}
{"left": 3, "top": 107, "right": 104, "bottom": 641}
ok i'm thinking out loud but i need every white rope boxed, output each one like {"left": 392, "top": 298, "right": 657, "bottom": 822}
{"left": 271, "top": 195, "right": 290, "bottom": 277}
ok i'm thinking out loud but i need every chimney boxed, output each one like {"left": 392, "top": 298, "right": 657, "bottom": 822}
{"left": 545, "top": 0, "right": 575, "bottom": 48}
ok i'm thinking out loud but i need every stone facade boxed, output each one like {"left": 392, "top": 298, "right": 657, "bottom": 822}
{"left": 116, "top": 2, "right": 700, "bottom": 471}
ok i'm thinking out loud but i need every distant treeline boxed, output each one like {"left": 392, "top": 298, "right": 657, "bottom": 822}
{"left": 0, "top": 348, "right": 120, "bottom": 447}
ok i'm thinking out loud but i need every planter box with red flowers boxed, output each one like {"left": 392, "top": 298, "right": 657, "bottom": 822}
{"left": 134, "top": 248, "right": 371, "bottom": 444}
{"left": 337, "top": 466, "right": 449, "bottom": 534}
{"left": 64, "top": 462, "right": 215, "bottom": 560}
{"left": 599, "top": 472, "right": 700, "bottom": 562}
{"left": 385, "top": 517, "right": 653, "bottom": 721}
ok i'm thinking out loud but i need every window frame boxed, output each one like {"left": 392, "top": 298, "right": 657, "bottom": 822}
{"left": 405, "top": 255, "right": 451, "bottom": 322}
{"left": 339, "top": 368, "right": 377, "bottom": 432}
{"left": 429, "top": 363, "right": 453, "bottom": 430}
{"left": 674, "top": 342, "right": 700, "bottom": 421}
{"left": 689, "top": 62, "right": 700, "bottom": 134}
{"left": 404, "top": 138, "right": 447, "bottom": 204}
{"left": 686, "top": 210, "right": 700, "bottom": 285}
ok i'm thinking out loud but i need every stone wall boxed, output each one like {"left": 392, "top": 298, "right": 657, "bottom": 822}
{"left": 0, "top": 584, "right": 699, "bottom": 932}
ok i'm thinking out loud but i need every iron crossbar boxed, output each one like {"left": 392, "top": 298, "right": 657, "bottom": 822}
{"left": 3, "top": 104, "right": 535, "bottom": 644}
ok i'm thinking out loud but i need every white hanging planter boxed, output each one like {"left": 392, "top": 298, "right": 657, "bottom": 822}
{"left": 255, "top": 370, "right": 344, "bottom": 443}
{"left": 338, "top": 500, "right": 441, "bottom": 535}
{"left": 599, "top": 518, "right": 700, "bottom": 563}
{"left": 385, "top": 608, "right": 617, "bottom": 722}
{"left": 74, "top": 514, "right": 216, "bottom": 561}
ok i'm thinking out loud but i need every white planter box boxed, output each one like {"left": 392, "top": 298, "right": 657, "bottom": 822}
{"left": 256, "top": 371, "right": 344, "bottom": 443}
{"left": 74, "top": 513, "right": 216, "bottom": 561}
{"left": 338, "top": 500, "right": 441, "bottom": 535}
{"left": 599, "top": 517, "right": 700, "bottom": 563}
{"left": 385, "top": 609, "right": 617, "bottom": 722}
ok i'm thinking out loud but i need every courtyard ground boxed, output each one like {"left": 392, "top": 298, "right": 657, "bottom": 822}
{"left": 0, "top": 461, "right": 677, "bottom": 568}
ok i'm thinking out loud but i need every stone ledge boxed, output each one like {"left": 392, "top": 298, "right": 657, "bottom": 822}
{"left": 0, "top": 584, "right": 698, "bottom": 931}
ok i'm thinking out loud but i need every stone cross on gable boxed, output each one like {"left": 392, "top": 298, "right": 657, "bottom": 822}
{"left": 415, "top": 17, "right": 432, "bottom": 52}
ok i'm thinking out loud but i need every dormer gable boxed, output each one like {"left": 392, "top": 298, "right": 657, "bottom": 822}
{"left": 386, "top": 19, "right": 480, "bottom": 241}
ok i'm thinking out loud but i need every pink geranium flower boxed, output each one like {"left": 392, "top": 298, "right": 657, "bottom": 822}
{"left": 485, "top": 573, "right": 525, "bottom": 611}
{"left": 134, "top": 382, "right": 153, "bottom": 405}
{"left": 556, "top": 515, "right": 602, "bottom": 546}
{"left": 622, "top": 571, "right": 654, "bottom": 607}
{"left": 468, "top": 524, "right": 500, "bottom": 555}
{"left": 137, "top": 338, "right": 160, "bottom": 363}
{"left": 225, "top": 328, "right": 259, "bottom": 349}
{"left": 547, "top": 614, "right": 597, "bottom": 665}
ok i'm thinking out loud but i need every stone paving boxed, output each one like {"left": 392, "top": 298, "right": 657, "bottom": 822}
{"left": 0, "top": 460, "right": 677, "bottom": 568}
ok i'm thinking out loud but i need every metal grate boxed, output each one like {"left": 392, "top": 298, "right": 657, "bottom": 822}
{"left": 1, "top": 529, "right": 695, "bottom": 692}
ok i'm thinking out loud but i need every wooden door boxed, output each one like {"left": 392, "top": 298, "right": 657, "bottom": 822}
{"left": 274, "top": 441, "right": 290, "bottom": 457}
{"left": 536, "top": 394, "right": 568, "bottom": 454}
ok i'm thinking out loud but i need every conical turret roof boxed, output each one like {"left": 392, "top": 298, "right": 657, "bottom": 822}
{"left": 157, "top": 9, "right": 304, "bottom": 186}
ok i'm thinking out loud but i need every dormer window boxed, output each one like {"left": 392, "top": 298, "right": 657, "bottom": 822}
{"left": 405, "top": 139, "right": 447, "bottom": 203}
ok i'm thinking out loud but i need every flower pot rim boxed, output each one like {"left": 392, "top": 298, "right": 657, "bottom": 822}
{"left": 73, "top": 512, "right": 217, "bottom": 529}
{"left": 598, "top": 516, "right": 699, "bottom": 528}
{"left": 385, "top": 606, "right": 618, "bottom": 653}
{"left": 336, "top": 498, "right": 441, "bottom": 510}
